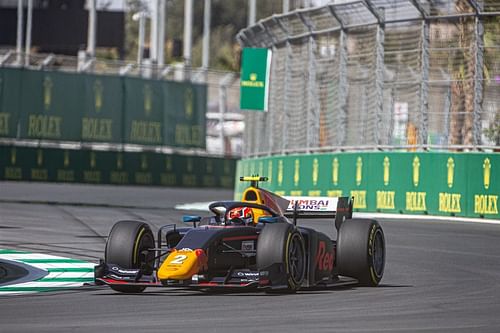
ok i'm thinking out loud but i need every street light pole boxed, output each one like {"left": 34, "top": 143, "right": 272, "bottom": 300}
{"left": 184, "top": 0, "right": 193, "bottom": 80}
{"left": 135, "top": 12, "right": 146, "bottom": 66}
{"left": 202, "top": 0, "right": 211, "bottom": 79}
{"left": 158, "top": 0, "right": 166, "bottom": 68}
{"left": 86, "top": 0, "right": 97, "bottom": 59}
{"left": 24, "top": 0, "right": 32, "bottom": 66}
{"left": 248, "top": 0, "right": 256, "bottom": 26}
{"left": 150, "top": 0, "right": 158, "bottom": 64}
{"left": 16, "top": 0, "right": 23, "bottom": 65}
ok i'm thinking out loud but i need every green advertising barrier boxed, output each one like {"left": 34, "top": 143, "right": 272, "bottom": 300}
{"left": 0, "top": 68, "right": 207, "bottom": 149}
{"left": 123, "top": 77, "right": 164, "bottom": 145}
{"left": 19, "top": 70, "right": 84, "bottom": 141}
{"left": 0, "top": 68, "right": 22, "bottom": 138}
{"left": 163, "top": 82, "right": 206, "bottom": 149}
{"left": 0, "top": 145, "right": 236, "bottom": 189}
{"left": 82, "top": 74, "right": 123, "bottom": 143}
{"left": 235, "top": 152, "right": 499, "bottom": 219}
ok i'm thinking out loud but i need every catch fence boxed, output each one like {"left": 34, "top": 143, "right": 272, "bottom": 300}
{"left": 237, "top": 0, "right": 500, "bottom": 157}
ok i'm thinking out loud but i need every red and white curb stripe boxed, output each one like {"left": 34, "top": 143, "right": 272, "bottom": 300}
{"left": 0, "top": 249, "right": 95, "bottom": 295}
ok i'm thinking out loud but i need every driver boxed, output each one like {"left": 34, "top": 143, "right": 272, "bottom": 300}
{"left": 227, "top": 207, "right": 254, "bottom": 225}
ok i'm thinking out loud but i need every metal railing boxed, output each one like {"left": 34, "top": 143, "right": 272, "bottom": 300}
{"left": 237, "top": 0, "right": 500, "bottom": 157}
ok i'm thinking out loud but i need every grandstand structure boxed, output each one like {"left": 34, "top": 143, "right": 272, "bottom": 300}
{"left": 237, "top": 0, "right": 500, "bottom": 156}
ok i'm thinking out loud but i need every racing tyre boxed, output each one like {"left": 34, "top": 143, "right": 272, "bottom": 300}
{"left": 257, "top": 223, "right": 306, "bottom": 292}
{"left": 105, "top": 220, "right": 155, "bottom": 293}
{"left": 337, "top": 219, "right": 385, "bottom": 286}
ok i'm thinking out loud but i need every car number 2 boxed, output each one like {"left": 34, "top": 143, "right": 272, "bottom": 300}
{"left": 170, "top": 254, "right": 188, "bottom": 264}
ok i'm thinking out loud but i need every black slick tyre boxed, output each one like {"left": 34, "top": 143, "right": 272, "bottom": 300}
{"left": 337, "top": 218, "right": 385, "bottom": 286}
{"left": 257, "top": 223, "right": 306, "bottom": 292}
{"left": 105, "top": 220, "right": 155, "bottom": 293}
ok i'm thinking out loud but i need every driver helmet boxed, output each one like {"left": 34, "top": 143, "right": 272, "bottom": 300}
{"left": 228, "top": 207, "right": 253, "bottom": 225}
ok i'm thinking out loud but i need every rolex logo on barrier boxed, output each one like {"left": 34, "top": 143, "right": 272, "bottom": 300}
{"left": 185, "top": 87, "right": 193, "bottom": 119}
{"left": 267, "top": 160, "right": 273, "bottom": 182}
{"left": 43, "top": 76, "right": 53, "bottom": 111}
{"left": 332, "top": 158, "right": 339, "bottom": 186}
{"left": 294, "top": 159, "right": 300, "bottom": 186}
{"left": 447, "top": 157, "right": 455, "bottom": 188}
{"left": 117, "top": 154, "right": 123, "bottom": 170}
{"left": 90, "top": 152, "right": 96, "bottom": 169}
{"left": 483, "top": 158, "right": 491, "bottom": 190}
{"left": 383, "top": 156, "right": 390, "bottom": 186}
{"left": 144, "top": 84, "right": 153, "bottom": 117}
{"left": 94, "top": 80, "right": 103, "bottom": 113}
{"left": 356, "top": 157, "right": 363, "bottom": 186}
{"left": 141, "top": 155, "right": 148, "bottom": 170}
{"left": 312, "top": 158, "right": 319, "bottom": 186}
{"left": 37, "top": 149, "right": 43, "bottom": 166}
{"left": 11, "top": 148, "right": 16, "bottom": 165}
{"left": 250, "top": 73, "right": 257, "bottom": 81}
{"left": 64, "top": 151, "right": 70, "bottom": 168}
{"left": 413, "top": 156, "right": 420, "bottom": 187}
{"left": 165, "top": 156, "right": 172, "bottom": 171}
{"left": 278, "top": 160, "right": 283, "bottom": 186}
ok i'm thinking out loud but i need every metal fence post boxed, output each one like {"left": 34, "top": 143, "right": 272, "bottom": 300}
{"left": 473, "top": 14, "right": 484, "bottom": 146}
{"left": 420, "top": 19, "right": 430, "bottom": 148}
{"left": 374, "top": 15, "right": 385, "bottom": 146}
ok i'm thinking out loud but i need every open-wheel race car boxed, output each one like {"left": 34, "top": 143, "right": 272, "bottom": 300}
{"left": 94, "top": 176, "right": 385, "bottom": 293}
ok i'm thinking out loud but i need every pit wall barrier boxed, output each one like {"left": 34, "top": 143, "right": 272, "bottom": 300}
{"left": 234, "top": 152, "right": 499, "bottom": 219}
{"left": 0, "top": 145, "right": 236, "bottom": 188}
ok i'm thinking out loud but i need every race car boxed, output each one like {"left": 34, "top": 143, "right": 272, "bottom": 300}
{"left": 94, "top": 176, "right": 385, "bottom": 293}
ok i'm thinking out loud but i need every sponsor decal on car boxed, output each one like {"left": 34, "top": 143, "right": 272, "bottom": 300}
{"left": 315, "top": 241, "right": 334, "bottom": 272}
{"left": 285, "top": 196, "right": 338, "bottom": 212}
{"left": 241, "top": 241, "right": 255, "bottom": 252}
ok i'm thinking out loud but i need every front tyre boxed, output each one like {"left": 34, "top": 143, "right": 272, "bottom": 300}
{"left": 105, "top": 220, "right": 155, "bottom": 293}
{"left": 257, "top": 223, "right": 306, "bottom": 292}
{"left": 337, "top": 219, "right": 385, "bottom": 287}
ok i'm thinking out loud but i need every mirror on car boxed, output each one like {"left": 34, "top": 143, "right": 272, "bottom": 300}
{"left": 258, "top": 216, "right": 279, "bottom": 224}
{"left": 183, "top": 215, "right": 202, "bottom": 223}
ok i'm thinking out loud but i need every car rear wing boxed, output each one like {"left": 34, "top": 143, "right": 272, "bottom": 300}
{"left": 283, "top": 196, "right": 353, "bottom": 231}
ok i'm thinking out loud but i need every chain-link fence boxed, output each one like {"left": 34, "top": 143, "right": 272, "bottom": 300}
{"left": 237, "top": 0, "right": 500, "bottom": 157}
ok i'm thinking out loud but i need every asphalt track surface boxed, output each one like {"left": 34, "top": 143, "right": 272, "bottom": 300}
{"left": 1, "top": 181, "right": 500, "bottom": 332}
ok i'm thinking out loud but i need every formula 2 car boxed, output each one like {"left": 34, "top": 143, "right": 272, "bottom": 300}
{"left": 94, "top": 176, "right": 385, "bottom": 293}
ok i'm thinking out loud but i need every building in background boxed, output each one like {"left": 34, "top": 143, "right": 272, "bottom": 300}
{"left": 0, "top": 0, "right": 125, "bottom": 57}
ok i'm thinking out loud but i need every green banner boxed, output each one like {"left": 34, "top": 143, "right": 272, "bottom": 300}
{"left": 0, "top": 144, "right": 236, "bottom": 189}
{"left": 19, "top": 70, "right": 84, "bottom": 141}
{"left": 81, "top": 74, "right": 123, "bottom": 143}
{"left": 0, "top": 68, "right": 22, "bottom": 138}
{"left": 164, "top": 82, "right": 206, "bottom": 148}
{"left": 123, "top": 77, "right": 164, "bottom": 145}
{"left": 240, "top": 47, "right": 272, "bottom": 111}
{"left": 235, "top": 152, "right": 500, "bottom": 219}
{"left": 0, "top": 68, "right": 207, "bottom": 149}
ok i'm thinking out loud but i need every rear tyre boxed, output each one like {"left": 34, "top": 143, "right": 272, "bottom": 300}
{"left": 105, "top": 220, "right": 155, "bottom": 293}
{"left": 257, "top": 223, "right": 305, "bottom": 292}
{"left": 337, "top": 219, "right": 385, "bottom": 286}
